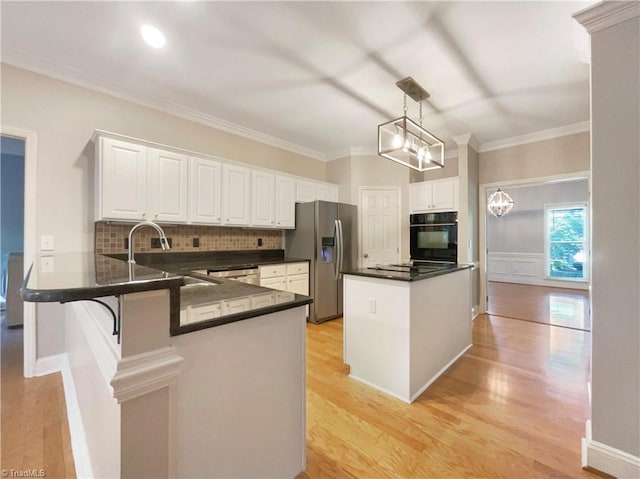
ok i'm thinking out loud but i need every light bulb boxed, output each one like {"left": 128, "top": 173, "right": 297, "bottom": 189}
{"left": 417, "top": 147, "right": 425, "bottom": 159}
{"left": 425, "top": 147, "right": 432, "bottom": 161}
{"left": 403, "top": 139, "right": 410, "bottom": 152}
{"left": 140, "top": 24, "right": 166, "bottom": 49}
{"left": 392, "top": 133, "right": 403, "bottom": 149}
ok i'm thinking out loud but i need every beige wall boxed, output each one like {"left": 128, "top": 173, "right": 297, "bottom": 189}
{"left": 327, "top": 155, "right": 411, "bottom": 261}
{"left": 589, "top": 16, "right": 639, "bottom": 459}
{"left": 422, "top": 156, "right": 459, "bottom": 181}
{"left": 479, "top": 131, "right": 590, "bottom": 184}
{"left": 0, "top": 64, "right": 326, "bottom": 358}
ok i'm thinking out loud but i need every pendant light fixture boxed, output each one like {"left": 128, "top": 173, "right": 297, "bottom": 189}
{"left": 487, "top": 188, "right": 514, "bottom": 218}
{"left": 378, "top": 77, "right": 445, "bottom": 171}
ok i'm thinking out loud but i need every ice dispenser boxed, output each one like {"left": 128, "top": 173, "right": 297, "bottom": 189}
{"left": 321, "top": 237, "right": 335, "bottom": 263}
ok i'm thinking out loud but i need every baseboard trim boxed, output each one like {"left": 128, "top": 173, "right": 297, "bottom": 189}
{"left": 34, "top": 353, "right": 66, "bottom": 376}
{"left": 583, "top": 420, "right": 640, "bottom": 478}
{"left": 36, "top": 353, "right": 94, "bottom": 478}
{"left": 472, "top": 305, "right": 480, "bottom": 319}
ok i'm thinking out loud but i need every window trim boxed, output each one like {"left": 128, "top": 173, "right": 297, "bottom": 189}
{"left": 543, "top": 201, "right": 590, "bottom": 283}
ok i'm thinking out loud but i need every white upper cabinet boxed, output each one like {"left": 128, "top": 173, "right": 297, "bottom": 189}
{"left": 409, "top": 178, "right": 459, "bottom": 213}
{"left": 97, "top": 137, "right": 188, "bottom": 223}
{"left": 95, "top": 132, "right": 337, "bottom": 228}
{"left": 251, "top": 171, "right": 276, "bottom": 227}
{"left": 275, "top": 176, "right": 296, "bottom": 229}
{"left": 317, "top": 183, "right": 339, "bottom": 202}
{"left": 296, "top": 179, "right": 339, "bottom": 203}
{"left": 147, "top": 148, "right": 188, "bottom": 223}
{"left": 189, "top": 157, "right": 222, "bottom": 224}
{"left": 222, "top": 164, "right": 251, "bottom": 226}
{"left": 98, "top": 137, "right": 147, "bottom": 221}
{"left": 296, "top": 180, "right": 317, "bottom": 203}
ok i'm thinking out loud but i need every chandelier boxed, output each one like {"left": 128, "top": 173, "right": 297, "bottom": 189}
{"left": 487, "top": 188, "right": 514, "bottom": 218}
{"left": 378, "top": 77, "right": 444, "bottom": 171}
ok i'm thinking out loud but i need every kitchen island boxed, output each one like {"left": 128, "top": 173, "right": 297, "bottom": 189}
{"left": 343, "top": 263, "right": 473, "bottom": 403}
{"left": 21, "top": 252, "right": 312, "bottom": 479}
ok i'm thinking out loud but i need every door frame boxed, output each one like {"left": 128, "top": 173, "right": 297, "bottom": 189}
{"left": 478, "top": 170, "right": 591, "bottom": 315}
{"left": 1, "top": 125, "right": 38, "bottom": 378}
{"left": 358, "top": 186, "right": 401, "bottom": 268}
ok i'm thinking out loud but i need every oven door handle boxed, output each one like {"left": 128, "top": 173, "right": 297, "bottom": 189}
{"left": 410, "top": 223, "right": 457, "bottom": 227}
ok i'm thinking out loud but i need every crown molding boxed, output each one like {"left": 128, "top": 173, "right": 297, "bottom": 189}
{"left": 452, "top": 133, "right": 480, "bottom": 152}
{"left": 573, "top": 1, "right": 640, "bottom": 34}
{"left": 2, "top": 49, "right": 327, "bottom": 161}
{"left": 478, "top": 121, "right": 590, "bottom": 153}
{"left": 326, "top": 147, "right": 380, "bottom": 161}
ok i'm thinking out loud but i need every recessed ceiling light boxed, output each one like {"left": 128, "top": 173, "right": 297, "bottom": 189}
{"left": 140, "top": 24, "right": 166, "bottom": 49}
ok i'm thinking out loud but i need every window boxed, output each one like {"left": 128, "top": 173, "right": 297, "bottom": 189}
{"left": 544, "top": 203, "right": 589, "bottom": 281}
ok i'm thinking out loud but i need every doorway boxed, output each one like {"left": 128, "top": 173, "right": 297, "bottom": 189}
{"left": 0, "top": 126, "right": 37, "bottom": 378}
{"left": 1, "top": 136, "right": 26, "bottom": 322}
{"left": 359, "top": 187, "right": 400, "bottom": 268}
{"left": 480, "top": 174, "right": 591, "bottom": 331}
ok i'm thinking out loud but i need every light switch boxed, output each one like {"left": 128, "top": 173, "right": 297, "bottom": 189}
{"left": 41, "top": 256, "right": 54, "bottom": 273}
{"left": 368, "top": 297, "right": 376, "bottom": 313}
{"left": 40, "top": 235, "right": 54, "bottom": 251}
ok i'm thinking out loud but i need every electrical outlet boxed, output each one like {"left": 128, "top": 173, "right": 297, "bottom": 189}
{"left": 368, "top": 298, "right": 376, "bottom": 313}
{"left": 193, "top": 237, "right": 200, "bottom": 247}
{"left": 151, "top": 237, "right": 172, "bottom": 248}
{"left": 40, "top": 235, "right": 54, "bottom": 251}
{"left": 257, "top": 238, "right": 263, "bottom": 247}
{"left": 41, "top": 256, "right": 55, "bottom": 273}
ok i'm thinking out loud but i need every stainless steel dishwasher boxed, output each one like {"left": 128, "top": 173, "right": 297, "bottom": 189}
{"left": 206, "top": 267, "right": 260, "bottom": 285}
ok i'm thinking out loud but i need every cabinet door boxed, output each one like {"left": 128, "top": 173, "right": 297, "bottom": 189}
{"left": 431, "top": 179, "right": 457, "bottom": 211}
{"left": 189, "top": 157, "right": 222, "bottom": 224}
{"left": 251, "top": 171, "right": 275, "bottom": 227}
{"left": 260, "top": 276, "right": 287, "bottom": 291}
{"left": 287, "top": 273, "right": 309, "bottom": 296}
{"left": 147, "top": 148, "right": 188, "bottom": 223}
{"left": 99, "top": 137, "right": 147, "bottom": 221}
{"left": 409, "top": 182, "right": 432, "bottom": 213}
{"left": 222, "top": 164, "right": 251, "bottom": 226}
{"left": 317, "top": 183, "right": 339, "bottom": 202}
{"left": 296, "top": 180, "right": 317, "bottom": 203}
{"left": 275, "top": 176, "right": 296, "bottom": 228}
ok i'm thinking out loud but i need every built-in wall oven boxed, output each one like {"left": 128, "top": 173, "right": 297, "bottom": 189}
{"left": 410, "top": 212, "right": 458, "bottom": 263}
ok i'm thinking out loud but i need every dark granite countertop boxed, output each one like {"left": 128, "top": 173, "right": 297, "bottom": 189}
{"left": 105, "top": 250, "right": 310, "bottom": 274}
{"left": 21, "top": 251, "right": 313, "bottom": 336}
{"left": 343, "top": 263, "right": 473, "bottom": 282}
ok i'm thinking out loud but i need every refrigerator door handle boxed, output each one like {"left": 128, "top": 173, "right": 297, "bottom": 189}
{"left": 334, "top": 219, "right": 341, "bottom": 280}
{"left": 336, "top": 219, "right": 344, "bottom": 279}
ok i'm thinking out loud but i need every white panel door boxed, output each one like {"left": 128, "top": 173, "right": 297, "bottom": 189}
{"left": 431, "top": 179, "right": 456, "bottom": 211}
{"left": 360, "top": 188, "right": 400, "bottom": 267}
{"left": 251, "top": 171, "right": 275, "bottom": 227}
{"left": 222, "top": 164, "right": 251, "bottom": 226}
{"left": 100, "top": 137, "right": 147, "bottom": 221}
{"left": 189, "top": 157, "right": 222, "bottom": 224}
{"left": 275, "top": 175, "right": 296, "bottom": 228}
{"left": 260, "top": 276, "right": 287, "bottom": 291}
{"left": 147, "top": 148, "right": 188, "bottom": 223}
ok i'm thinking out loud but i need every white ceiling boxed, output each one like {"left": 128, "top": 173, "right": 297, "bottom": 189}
{"left": 1, "top": 1, "right": 592, "bottom": 160}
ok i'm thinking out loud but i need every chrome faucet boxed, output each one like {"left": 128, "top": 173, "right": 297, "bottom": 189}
{"left": 127, "top": 220, "right": 170, "bottom": 264}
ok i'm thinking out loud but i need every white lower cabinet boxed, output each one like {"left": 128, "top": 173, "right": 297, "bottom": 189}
{"left": 181, "top": 302, "right": 223, "bottom": 325}
{"left": 259, "top": 262, "right": 309, "bottom": 315}
{"left": 222, "top": 297, "right": 251, "bottom": 315}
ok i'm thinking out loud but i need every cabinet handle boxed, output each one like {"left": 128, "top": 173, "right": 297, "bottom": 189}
{"left": 142, "top": 212, "right": 146, "bottom": 218}
{"left": 154, "top": 214, "right": 158, "bottom": 219}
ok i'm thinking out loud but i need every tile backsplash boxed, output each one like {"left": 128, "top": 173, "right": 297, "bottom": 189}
{"left": 95, "top": 222, "right": 283, "bottom": 254}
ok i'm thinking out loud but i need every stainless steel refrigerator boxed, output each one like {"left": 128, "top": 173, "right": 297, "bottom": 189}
{"left": 285, "top": 201, "right": 357, "bottom": 324}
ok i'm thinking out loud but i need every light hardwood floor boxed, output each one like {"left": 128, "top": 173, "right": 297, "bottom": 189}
{"left": 0, "top": 313, "right": 75, "bottom": 478}
{"left": 488, "top": 281, "right": 591, "bottom": 331}
{"left": 2, "top": 309, "right": 602, "bottom": 478}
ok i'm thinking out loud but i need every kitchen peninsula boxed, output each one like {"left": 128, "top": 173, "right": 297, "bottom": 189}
{"left": 342, "top": 263, "right": 473, "bottom": 403}
{"left": 21, "top": 251, "right": 312, "bottom": 478}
